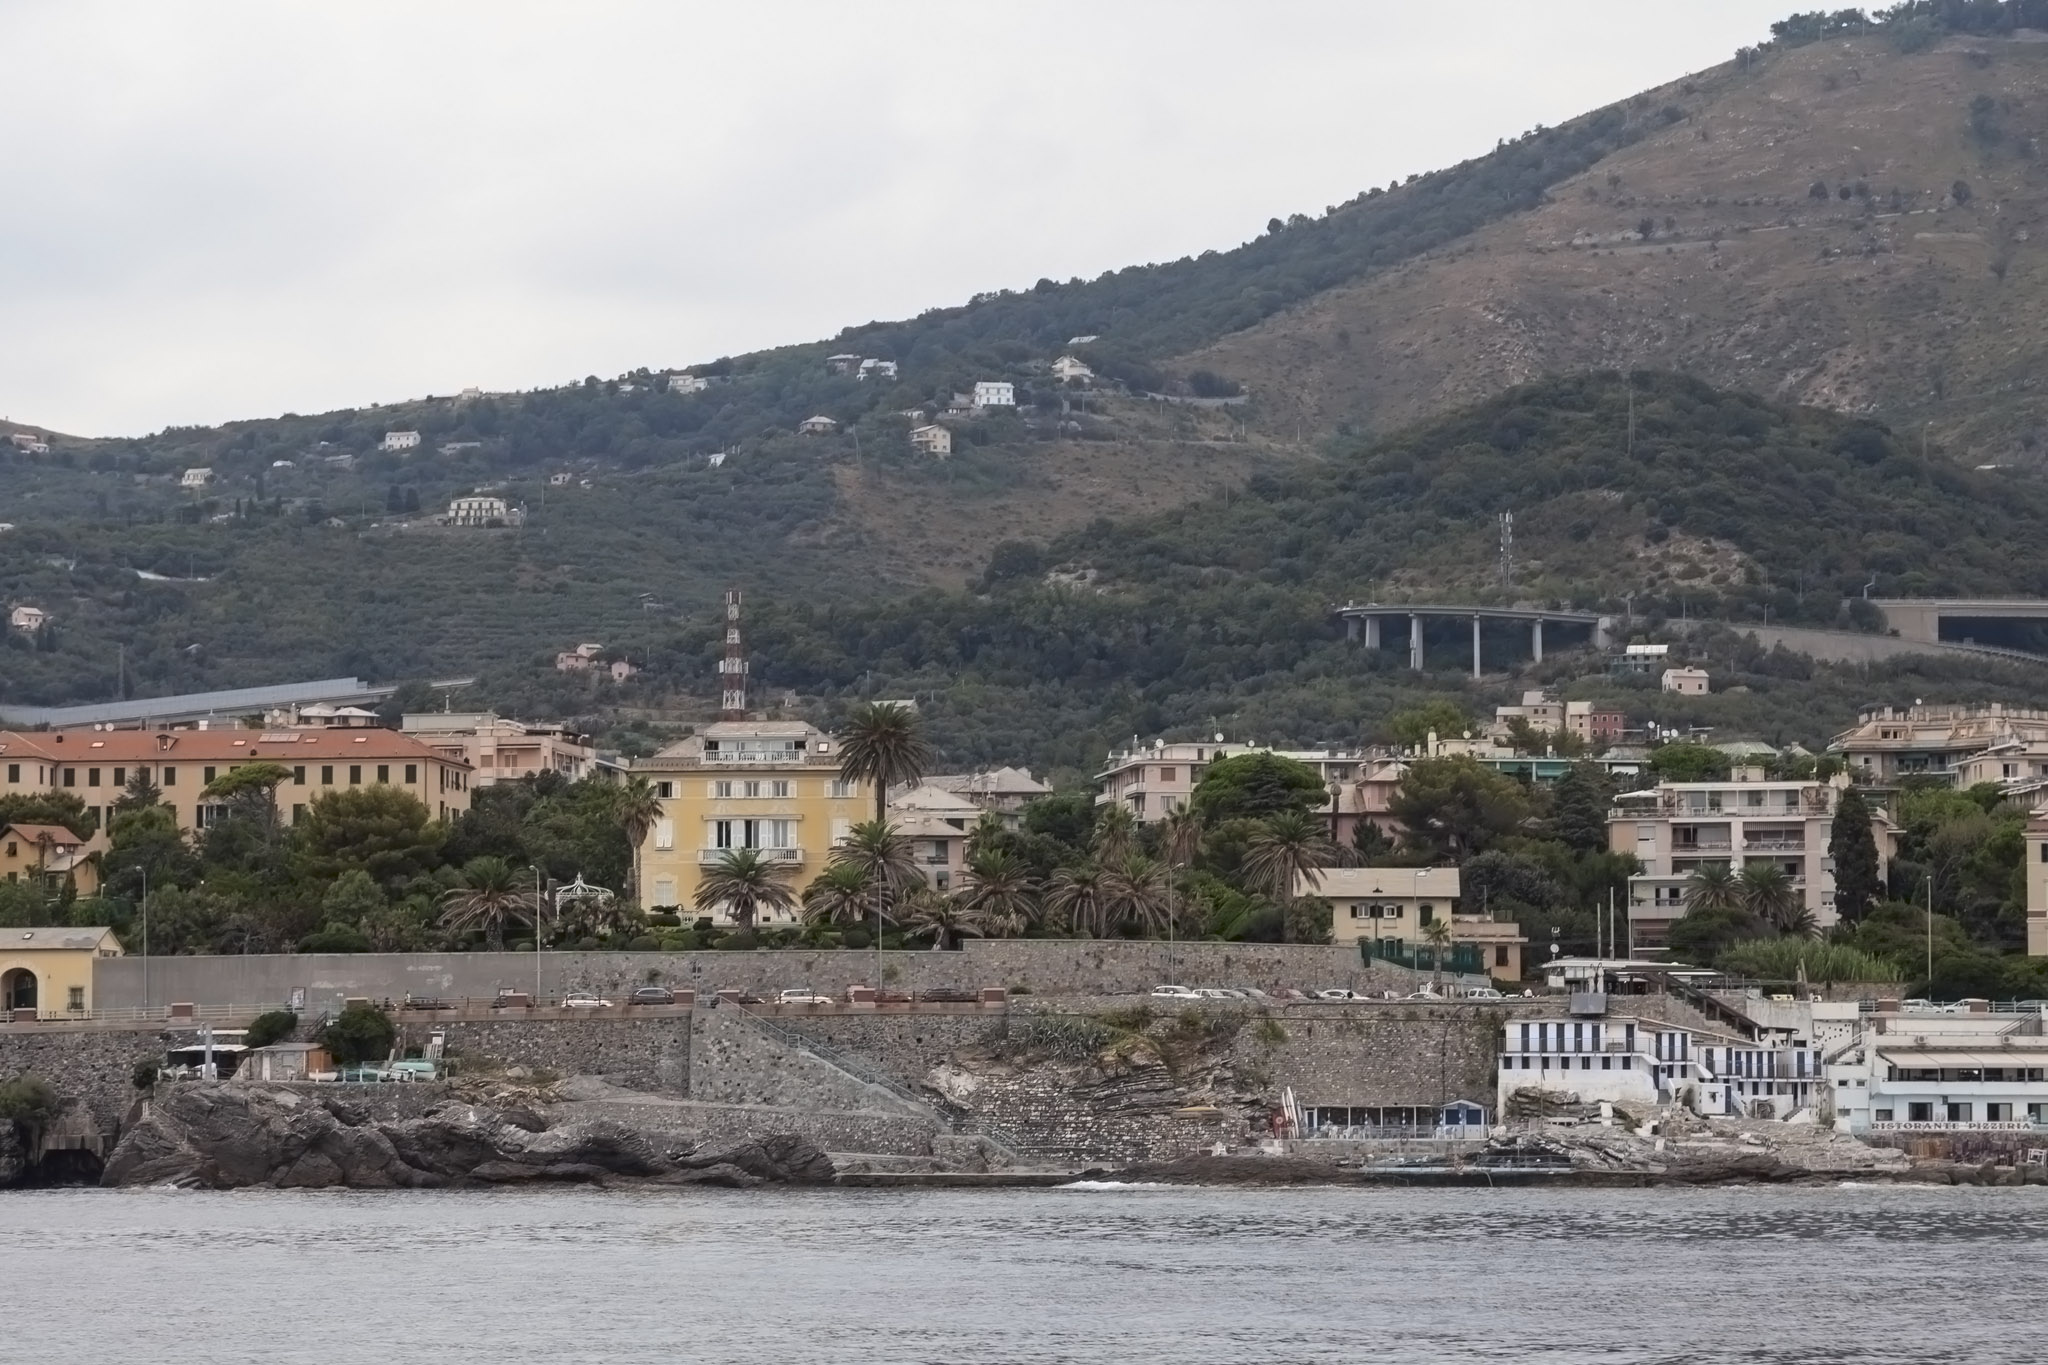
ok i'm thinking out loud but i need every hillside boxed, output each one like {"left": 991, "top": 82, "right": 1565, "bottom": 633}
{"left": 1186, "top": 23, "right": 2048, "bottom": 463}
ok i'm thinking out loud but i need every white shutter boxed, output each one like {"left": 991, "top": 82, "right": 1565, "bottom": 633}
{"left": 654, "top": 818, "right": 674, "bottom": 851}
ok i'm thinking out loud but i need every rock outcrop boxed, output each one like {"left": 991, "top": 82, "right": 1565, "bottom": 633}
{"left": 100, "top": 1084, "right": 836, "bottom": 1190}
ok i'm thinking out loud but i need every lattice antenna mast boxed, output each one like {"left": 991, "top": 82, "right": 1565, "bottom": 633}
{"left": 719, "top": 589, "right": 749, "bottom": 721}
{"left": 1498, "top": 510, "right": 1514, "bottom": 591}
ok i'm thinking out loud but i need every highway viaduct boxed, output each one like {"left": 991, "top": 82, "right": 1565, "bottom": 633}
{"left": 1334, "top": 602, "right": 1615, "bottom": 677}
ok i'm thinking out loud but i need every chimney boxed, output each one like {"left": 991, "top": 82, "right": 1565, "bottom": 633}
{"left": 718, "top": 589, "right": 748, "bottom": 722}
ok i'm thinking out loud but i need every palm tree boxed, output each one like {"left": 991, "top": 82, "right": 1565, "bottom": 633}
{"left": 614, "top": 776, "right": 664, "bottom": 909}
{"left": 961, "top": 848, "right": 1039, "bottom": 937}
{"left": 438, "top": 855, "right": 535, "bottom": 950}
{"left": 830, "top": 819, "right": 917, "bottom": 905}
{"left": 837, "top": 701, "right": 934, "bottom": 824}
{"left": 902, "top": 889, "right": 985, "bottom": 950}
{"left": 966, "top": 811, "right": 1007, "bottom": 858}
{"left": 1242, "top": 810, "right": 1341, "bottom": 936}
{"left": 1421, "top": 919, "right": 1455, "bottom": 996}
{"left": 694, "top": 847, "right": 797, "bottom": 934}
{"left": 1739, "top": 862, "right": 1804, "bottom": 934}
{"left": 801, "top": 863, "right": 873, "bottom": 929}
{"left": 1682, "top": 863, "right": 1741, "bottom": 916}
{"left": 1045, "top": 863, "right": 1110, "bottom": 938}
{"left": 1161, "top": 806, "right": 1205, "bottom": 943}
{"left": 1103, "top": 854, "right": 1172, "bottom": 936}
{"left": 1093, "top": 803, "right": 1137, "bottom": 864}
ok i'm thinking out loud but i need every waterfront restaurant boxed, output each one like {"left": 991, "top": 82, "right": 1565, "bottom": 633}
{"left": 1824, "top": 1003, "right": 2048, "bottom": 1135}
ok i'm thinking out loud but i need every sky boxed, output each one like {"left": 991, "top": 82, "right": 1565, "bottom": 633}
{"left": 0, "top": 1, "right": 1800, "bottom": 438}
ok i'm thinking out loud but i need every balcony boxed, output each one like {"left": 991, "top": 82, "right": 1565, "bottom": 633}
{"left": 1672, "top": 839, "right": 1733, "bottom": 854}
{"left": 1744, "top": 836, "right": 1806, "bottom": 852}
{"left": 697, "top": 846, "right": 803, "bottom": 864}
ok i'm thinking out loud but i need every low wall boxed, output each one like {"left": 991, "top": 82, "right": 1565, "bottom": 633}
{"left": 687, "top": 1009, "right": 924, "bottom": 1113}
{"left": 434, "top": 1016, "right": 691, "bottom": 1094}
{"left": 93, "top": 941, "right": 1396, "bottom": 1012}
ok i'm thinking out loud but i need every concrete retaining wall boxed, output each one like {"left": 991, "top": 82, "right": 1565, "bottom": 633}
{"left": 433, "top": 1015, "right": 691, "bottom": 1094}
{"left": 686, "top": 1008, "right": 925, "bottom": 1114}
{"left": 0, "top": 1025, "right": 161, "bottom": 1134}
{"left": 92, "top": 941, "right": 1396, "bottom": 1012}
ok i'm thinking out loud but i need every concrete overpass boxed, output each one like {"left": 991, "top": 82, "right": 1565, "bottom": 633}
{"left": 1870, "top": 598, "right": 2048, "bottom": 648}
{"left": 1335, "top": 602, "right": 1614, "bottom": 677}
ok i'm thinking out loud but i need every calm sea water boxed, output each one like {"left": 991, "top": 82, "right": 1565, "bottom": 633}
{"left": 3, "top": 1183, "right": 2044, "bottom": 1363}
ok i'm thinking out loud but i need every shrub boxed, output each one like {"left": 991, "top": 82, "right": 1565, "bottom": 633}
{"left": 299, "top": 922, "right": 372, "bottom": 953}
{"left": 1718, "top": 938, "right": 1903, "bottom": 984}
{"left": 245, "top": 1009, "right": 299, "bottom": 1050}
{"left": 0, "top": 1074, "right": 57, "bottom": 1125}
{"left": 320, "top": 1003, "right": 396, "bottom": 1066}
{"left": 131, "top": 1059, "right": 160, "bottom": 1091}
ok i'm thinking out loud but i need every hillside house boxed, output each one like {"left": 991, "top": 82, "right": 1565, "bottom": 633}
{"left": 402, "top": 711, "right": 599, "bottom": 785}
{"left": 548, "top": 472, "right": 572, "bottom": 487}
{"left": 972, "top": 381, "right": 1016, "bottom": 409}
{"left": 825, "top": 354, "right": 861, "bottom": 375}
{"left": 440, "top": 441, "right": 482, "bottom": 454}
{"left": 668, "top": 374, "right": 709, "bottom": 394}
{"left": 381, "top": 430, "right": 422, "bottom": 452}
{"left": 556, "top": 643, "right": 604, "bottom": 672}
{"left": 609, "top": 659, "right": 638, "bottom": 683}
{"left": 180, "top": 468, "right": 213, "bottom": 488}
{"left": 0, "top": 823, "right": 101, "bottom": 895}
{"left": 1662, "top": 667, "right": 1710, "bottom": 695}
{"left": 797, "top": 415, "right": 840, "bottom": 436}
{"left": 446, "top": 495, "right": 522, "bottom": 527}
{"left": 909, "top": 425, "right": 952, "bottom": 458}
{"left": 1067, "top": 334, "right": 1098, "bottom": 346}
{"left": 8, "top": 433, "right": 36, "bottom": 449}
{"left": 9, "top": 606, "right": 47, "bottom": 633}
{"left": 858, "top": 358, "right": 898, "bottom": 382}
{"left": 1051, "top": 355, "right": 1094, "bottom": 383}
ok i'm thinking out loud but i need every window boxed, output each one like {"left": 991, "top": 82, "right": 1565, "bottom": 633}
{"left": 1875, "top": 1109, "right": 1894, "bottom": 1122}
{"left": 163, "top": 766, "right": 176, "bottom": 786}
{"left": 1946, "top": 1102, "right": 1972, "bottom": 1123}
{"left": 349, "top": 765, "right": 362, "bottom": 785}
{"left": 654, "top": 781, "right": 674, "bottom": 799}
{"left": 1418, "top": 904, "right": 1435, "bottom": 925}
{"left": 67, "top": 986, "right": 84, "bottom": 1012}
{"left": 654, "top": 818, "right": 674, "bottom": 851}
{"left": 653, "top": 877, "right": 677, "bottom": 907}
{"left": 112, "top": 768, "right": 125, "bottom": 786}
{"left": 321, "top": 765, "right": 334, "bottom": 785}
{"left": 714, "top": 820, "right": 735, "bottom": 849}
{"left": 3, "top": 842, "right": 12, "bottom": 858}
{"left": 829, "top": 779, "right": 854, "bottom": 799}
{"left": 712, "top": 780, "right": 734, "bottom": 798}
{"left": 377, "top": 764, "right": 389, "bottom": 784}
{"left": 769, "top": 780, "right": 790, "bottom": 798}
{"left": 1495, "top": 946, "right": 1509, "bottom": 967}
{"left": 3, "top": 764, "right": 13, "bottom": 783}
{"left": 86, "top": 767, "right": 100, "bottom": 787}
{"left": 203, "top": 766, "right": 216, "bottom": 784}
{"left": 292, "top": 804, "right": 305, "bottom": 822}
{"left": 1157, "top": 766, "right": 1177, "bottom": 783}
{"left": 62, "top": 767, "right": 75, "bottom": 787}
{"left": 1907, "top": 1102, "right": 1933, "bottom": 1122}
{"left": 831, "top": 818, "right": 852, "bottom": 844}
{"left": 742, "top": 780, "right": 762, "bottom": 798}
{"left": 292, "top": 766, "right": 305, "bottom": 785}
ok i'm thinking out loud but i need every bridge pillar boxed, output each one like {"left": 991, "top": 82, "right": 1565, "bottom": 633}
{"left": 1364, "top": 615, "right": 1380, "bottom": 650}
{"left": 1471, "top": 615, "right": 1482, "bottom": 680}
{"left": 1409, "top": 614, "right": 1424, "bottom": 671}
{"left": 1532, "top": 618, "right": 1544, "bottom": 664}
{"left": 1345, "top": 616, "right": 1359, "bottom": 642}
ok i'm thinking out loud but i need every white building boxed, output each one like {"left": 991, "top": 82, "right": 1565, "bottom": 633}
{"left": 972, "top": 381, "right": 1016, "bottom": 409}
{"left": 668, "top": 374, "right": 709, "bottom": 395}
{"left": 556, "top": 642, "right": 604, "bottom": 673}
{"left": 380, "top": 430, "right": 422, "bottom": 452}
{"left": 825, "top": 354, "right": 862, "bottom": 376}
{"left": 858, "top": 358, "right": 898, "bottom": 382}
{"left": 1662, "top": 667, "right": 1710, "bottom": 695}
{"left": 909, "top": 424, "right": 952, "bottom": 458}
{"left": 548, "top": 472, "right": 573, "bottom": 487}
{"left": 797, "top": 415, "right": 840, "bottom": 436}
{"left": 1500, "top": 1012, "right": 1822, "bottom": 1119}
{"left": 9, "top": 605, "right": 48, "bottom": 633}
{"left": 1608, "top": 773, "right": 1896, "bottom": 948}
{"left": 1825, "top": 1001, "right": 2048, "bottom": 1135}
{"left": 446, "top": 495, "right": 522, "bottom": 527}
{"left": 1051, "top": 355, "right": 1094, "bottom": 383}
{"left": 180, "top": 467, "right": 213, "bottom": 488}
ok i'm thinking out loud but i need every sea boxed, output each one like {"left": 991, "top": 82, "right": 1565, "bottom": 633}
{"left": 3, "top": 1183, "right": 2044, "bottom": 1363}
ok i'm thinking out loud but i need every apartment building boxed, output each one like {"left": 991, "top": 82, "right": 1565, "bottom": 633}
{"left": 1096, "top": 739, "right": 1403, "bottom": 842}
{"left": 0, "top": 726, "right": 474, "bottom": 831}
{"left": 1825, "top": 1001, "right": 2048, "bottom": 1134}
{"left": 1488, "top": 691, "right": 1626, "bottom": 747}
{"left": 924, "top": 766, "right": 1050, "bottom": 828}
{"left": 1310, "top": 866, "right": 1525, "bottom": 982}
{"left": 1499, "top": 1013, "right": 1822, "bottom": 1119}
{"left": 890, "top": 784, "right": 981, "bottom": 892}
{"left": 446, "top": 495, "right": 522, "bottom": 527}
{"left": 1609, "top": 773, "right": 1896, "bottom": 948}
{"left": 401, "top": 712, "right": 599, "bottom": 786}
{"left": 1829, "top": 702, "right": 2048, "bottom": 786}
{"left": 631, "top": 721, "right": 872, "bottom": 922}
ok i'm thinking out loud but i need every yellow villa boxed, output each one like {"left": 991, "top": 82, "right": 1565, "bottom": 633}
{"left": 632, "top": 721, "right": 873, "bottom": 923}
{"left": 0, "top": 926, "right": 123, "bottom": 1018}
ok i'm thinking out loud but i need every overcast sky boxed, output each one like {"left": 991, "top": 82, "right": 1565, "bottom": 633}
{"left": 1, "top": 1, "right": 1797, "bottom": 438}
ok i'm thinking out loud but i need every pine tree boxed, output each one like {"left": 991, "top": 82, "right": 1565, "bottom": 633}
{"left": 1829, "top": 785, "right": 1882, "bottom": 925}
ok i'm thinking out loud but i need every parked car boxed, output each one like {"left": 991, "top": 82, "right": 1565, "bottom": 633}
{"left": 1405, "top": 990, "right": 1444, "bottom": 1001}
{"left": 1196, "top": 987, "right": 1246, "bottom": 1000}
{"left": 1314, "top": 988, "right": 1367, "bottom": 1002}
{"left": 629, "top": 986, "right": 676, "bottom": 1006}
{"left": 777, "top": 989, "right": 836, "bottom": 1006}
{"left": 1461, "top": 987, "right": 1505, "bottom": 1002}
{"left": 1151, "top": 985, "right": 1202, "bottom": 1000}
{"left": 562, "top": 991, "right": 614, "bottom": 1009}
{"left": 1231, "top": 988, "right": 1276, "bottom": 1002}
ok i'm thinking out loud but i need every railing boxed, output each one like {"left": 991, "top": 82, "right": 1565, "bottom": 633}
{"left": 1672, "top": 839, "right": 1734, "bottom": 853}
{"left": 697, "top": 846, "right": 803, "bottom": 864}
{"left": 1744, "top": 837, "right": 1806, "bottom": 852}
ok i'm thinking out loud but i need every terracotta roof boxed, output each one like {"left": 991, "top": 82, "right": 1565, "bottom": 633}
{"left": 0, "top": 823, "right": 84, "bottom": 846}
{"left": 0, "top": 728, "right": 468, "bottom": 767}
{"left": 1, "top": 926, "right": 119, "bottom": 952}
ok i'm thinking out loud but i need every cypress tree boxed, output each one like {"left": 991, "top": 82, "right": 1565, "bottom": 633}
{"left": 1829, "top": 785, "right": 1881, "bottom": 924}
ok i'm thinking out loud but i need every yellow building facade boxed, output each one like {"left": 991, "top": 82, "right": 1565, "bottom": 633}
{"left": 633, "top": 721, "right": 872, "bottom": 923}
{"left": 0, "top": 926, "right": 123, "bottom": 1018}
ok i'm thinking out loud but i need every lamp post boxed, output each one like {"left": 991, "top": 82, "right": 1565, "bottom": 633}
{"left": 535, "top": 866, "right": 545, "bottom": 1004}
{"left": 140, "top": 866, "right": 149, "bottom": 1019}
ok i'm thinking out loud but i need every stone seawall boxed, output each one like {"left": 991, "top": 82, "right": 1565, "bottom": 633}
{"left": 0, "top": 1025, "right": 161, "bottom": 1133}
{"left": 433, "top": 1016, "right": 692, "bottom": 1094}
{"left": 557, "top": 1098, "right": 942, "bottom": 1158}
{"left": 93, "top": 941, "right": 1397, "bottom": 1012}
{"left": 687, "top": 1008, "right": 926, "bottom": 1113}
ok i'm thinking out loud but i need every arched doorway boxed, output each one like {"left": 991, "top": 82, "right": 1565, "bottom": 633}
{"left": 0, "top": 968, "right": 37, "bottom": 1012}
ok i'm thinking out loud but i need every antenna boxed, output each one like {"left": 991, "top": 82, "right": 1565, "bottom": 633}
{"left": 719, "top": 589, "right": 749, "bottom": 721}
{"left": 1498, "top": 510, "right": 1514, "bottom": 590}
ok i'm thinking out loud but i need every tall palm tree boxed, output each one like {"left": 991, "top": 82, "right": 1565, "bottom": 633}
{"left": 1103, "top": 854, "right": 1173, "bottom": 936}
{"left": 966, "top": 811, "right": 1007, "bottom": 858}
{"left": 902, "top": 888, "right": 985, "bottom": 950}
{"left": 1093, "top": 803, "right": 1137, "bottom": 864}
{"left": 961, "top": 847, "right": 1039, "bottom": 937}
{"left": 438, "top": 855, "right": 535, "bottom": 950}
{"left": 1739, "top": 862, "right": 1804, "bottom": 934}
{"left": 1161, "top": 806, "right": 1205, "bottom": 943}
{"left": 694, "top": 847, "right": 797, "bottom": 934}
{"left": 837, "top": 701, "right": 934, "bottom": 824}
{"left": 1242, "top": 810, "right": 1342, "bottom": 935}
{"left": 614, "top": 776, "right": 664, "bottom": 909}
{"left": 1682, "top": 863, "right": 1741, "bottom": 916}
{"left": 1421, "top": 918, "right": 1455, "bottom": 996}
{"left": 1045, "top": 863, "right": 1110, "bottom": 938}
{"left": 801, "top": 863, "right": 873, "bottom": 929}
